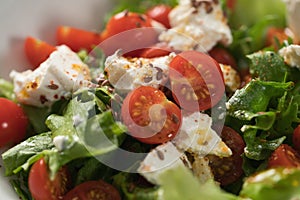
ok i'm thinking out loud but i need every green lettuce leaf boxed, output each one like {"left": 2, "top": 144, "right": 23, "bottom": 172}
{"left": 227, "top": 80, "right": 296, "bottom": 161}
{"left": 44, "top": 89, "right": 126, "bottom": 177}
{"left": 227, "top": 80, "right": 293, "bottom": 120}
{"left": 240, "top": 168, "right": 300, "bottom": 200}
{"left": 0, "top": 78, "right": 15, "bottom": 100}
{"left": 159, "top": 165, "right": 237, "bottom": 200}
{"left": 2, "top": 88, "right": 126, "bottom": 179}
{"left": 247, "top": 51, "right": 289, "bottom": 82}
{"left": 1, "top": 132, "right": 54, "bottom": 176}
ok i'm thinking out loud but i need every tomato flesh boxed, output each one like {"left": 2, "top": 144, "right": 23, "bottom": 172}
{"left": 169, "top": 51, "right": 225, "bottom": 111}
{"left": 24, "top": 37, "right": 56, "bottom": 69}
{"left": 293, "top": 125, "right": 300, "bottom": 152}
{"left": 0, "top": 98, "right": 28, "bottom": 148}
{"left": 208, "top": 126, "right": 245, "bottom": 186}
{"left": 63, "top": 180, "right": 121, "bottom": 200}
{"left": 146, "top": 4, "right": 172, "bottom": 28}
{"left": 121, "top": 86, "right": 181, "bottom": 144}
{"left": 28, "top": 158, "right": 70, "bottom": 200}
{"left": 268, "top": 144, "right": 300, "bottom": 168}
{"left": 56, "top": 26, "right": 102, "bottom": 52}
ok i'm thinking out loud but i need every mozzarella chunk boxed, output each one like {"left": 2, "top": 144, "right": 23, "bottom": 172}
{"left": 105, "top": 50, "right": 175, "bottom": 93}
{"left": 279, "top": 44, "right": 300, "bottom": 69}
{"left": 137, "top": 142, "right": 191, "bottom": 185}
{"left": 159, "top": 0, "right": 232, "bottom": 52}
{"left": 172, "top": 112, "right": 232, "bottom": 157}
{"left": 219, "top": 64, "right": 241, "bottom": 92}
{"left": 10, "top": 45, "right": 91, "bottom": 107}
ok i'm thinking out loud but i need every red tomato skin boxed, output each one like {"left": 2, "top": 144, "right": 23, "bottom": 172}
{"left": 146, "top": 4, "right": 172, "bottom": 28}
{"left": 0, "top": 98, "right": 28, "bottom": 148}
{"left": 208, "top": 47, "right": 237, "bottom": 69}
{"left": 268, "top": 144, "right": 300, "bottom": 168}
{"left": 56, "top": 26, "right": 102, "bottom": 52}
{"left": 121, "top": 86, "right": 181, "bottom": 144}
{"left": 139, "top": 42, "right": 174, "bottom": 58}
{"left": 63, "top": 180, "right": 121, "bottom": 200}
{"left": 28, "top": 158, "right": 70, "bottom": 200}
{"left": 103, "top": 11, "right": 153, "bottom": 37}
{"left": 100, "top": 11, "right": 158, "bottom": 57}
{"left": 293, "top": 125, "right": 300, "bottom": 152}
{"left": 169, "top": 51, "right": 225, "bottom": 111}
{"left": 24, "top": 37, "right": 56, "bottom": 69}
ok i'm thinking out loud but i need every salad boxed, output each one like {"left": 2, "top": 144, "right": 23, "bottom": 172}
{"left": 1, "top": 0, "right": 300, "bottom": 199}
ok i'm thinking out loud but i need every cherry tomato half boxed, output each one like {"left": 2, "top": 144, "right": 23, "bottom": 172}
{"left": 208, "top": 47, "right": 237, "bottom": 69}
{"left": 169, "top": 51, "right": 225, "bottom": 111}
{"left": 268, "top": 144, "right": 300, "bottom": 168}
{"left": 146, "top": 4, "right": 172, "bottom": 28}
{"left": 208, "top": 126, "right": 245, "bottom": 186}
{"left": 28, "top": 158, "right": 70, "bottom": 200}
{"left": 63, "top": 180, "right": 121, "bottom": 200}
{"left": 293, "top": 125, "right": 300, "bottom": 152}
{"left": 139, "top": 42, "right": 174, "bottom": 58}
{"left": 0, "top": 98, "right": 28, "bottom": 148}
{"left": 24, "top": 37, "right": 56, "bottom": 69}
{"left": 100, "top": 11, "right": 158, "bottom": 57}
{"left": 56, "top": 26, "right": 102, "bottom": 52}
{"left": 121, "top": 86, "right": 181, "bottom": 144}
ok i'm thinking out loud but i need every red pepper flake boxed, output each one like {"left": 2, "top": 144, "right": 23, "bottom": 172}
{"left": 31, "top": 81, "right": 38, "bottom": 89}
{"left": 136, "top": 22, "right": 141, "bottom": 28}
{"left": 40, "top": 95, "right": 48, "bottom": 104}
{"left": 47, "top": 81, "right": 59, "bottom": 90}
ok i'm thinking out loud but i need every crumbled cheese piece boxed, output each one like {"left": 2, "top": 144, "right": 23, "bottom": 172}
{"left": 192, "top": 156, "right": 214, "bottom": 184}
{"left": 53, "top": 135, "right": 69, "bottom": 151}
{"left": 137, "top": 142, "right": 191, "bottom": 185}
{"left": 219, "top": 64, "right": 241, "bottom": 92}
{"left": 10, "top": 45, "right": 91, "bottom": 107}
{"left": 172, "top": 112, "right": 232, "bottom": 157}
{"left": 159, "top": 0, "right": 232, "bottom": 52}
{"left": 279, "top": 44, "right": 300, "bottom": 69}
{"left": 105, "top": 50, "right": 175, "bottom": 93}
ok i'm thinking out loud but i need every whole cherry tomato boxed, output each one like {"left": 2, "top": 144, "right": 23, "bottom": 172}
{"left": 0, "top": 98, "right": 28, "bottom": 148}
{"left": 100, "top": 11, "right": 158, "bottom": 57}
{"left": 146, "top": 4, "right": 172, "bottom": 28}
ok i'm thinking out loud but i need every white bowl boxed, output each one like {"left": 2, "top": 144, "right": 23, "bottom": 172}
{"left": 0, "top": 0, "right": 114, "bottom": 199}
